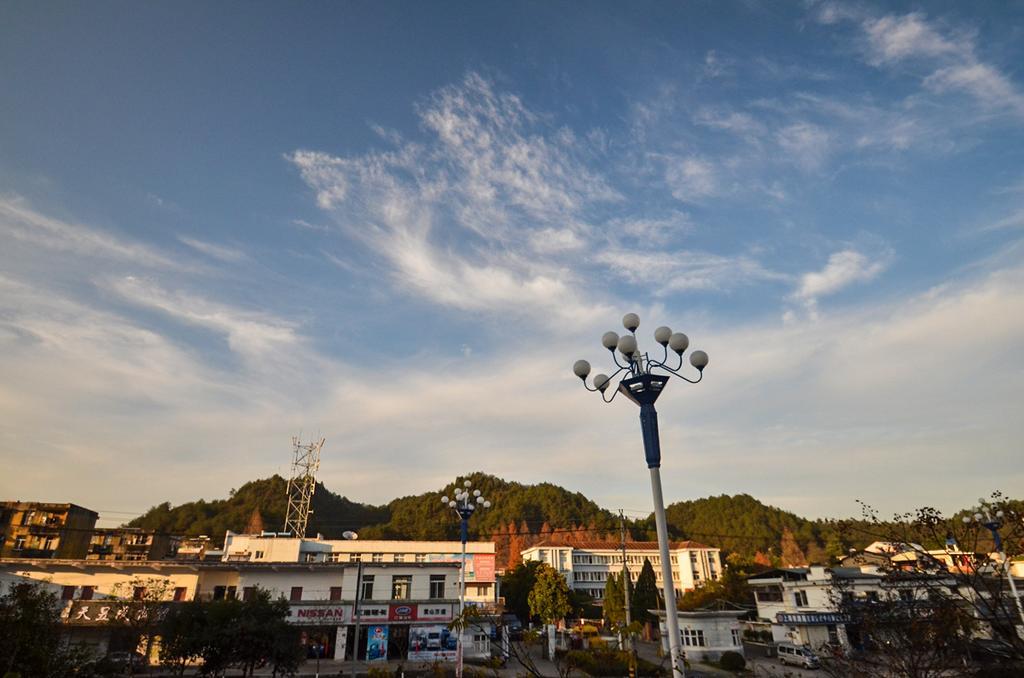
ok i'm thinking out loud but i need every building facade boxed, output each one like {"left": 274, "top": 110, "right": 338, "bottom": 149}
{"left": 87, "top": 528, "right": 177, "bottom": 561}
{"left": 0, "top": 501, "right": 99, "bottom": 559}
{"left": 0, "top": 557, "right": 476, "bottom": 664}
{"left": 520, "top": 540, "right": 721, "bottom": 601}
{"left": 655, "top": 609, "right": 746, "bottom": 663}
{"left": 222, "top": 533, "right": 498, "bottom": 606}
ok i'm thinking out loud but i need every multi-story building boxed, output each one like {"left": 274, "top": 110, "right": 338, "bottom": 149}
{"left": 0, "top": 501, "right": 99, "bottom": 559}
{"left": 86, "top": 528, "right": 177, "bottom": 561}
{"left": 221, "top": 533, "right": 498, "bottom": 607}
{"left": 0, "top": 556, "right": 475, "bottom": 663}
{"left": 520, "top": 540, "right": 722, "bottom": 601}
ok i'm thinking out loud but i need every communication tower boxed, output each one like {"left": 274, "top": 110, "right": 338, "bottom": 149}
{"left": 284, "top": 436, "right": 324, "bottom": 538}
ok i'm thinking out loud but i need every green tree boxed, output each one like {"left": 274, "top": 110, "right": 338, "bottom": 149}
{"left": 528, "top": 565, "right": 572, "bottom": 624}
{"left": 631, "top": 559, "right": 659, "bottom": 624}
{"left": 500, "top": 560, "right": 545, "bottom": 623}
{"left": 598, "top": 573, "right": 622, "bottom": 626}
{"left": 0, "top": 582, "right": 90, "bottom": 678}
{"left": 677, "top": 568, "right": 753, "bottom": 611}
{"left": 159, "top": 600, "right": 206, "bottom": 676}
{"left": 234, "top": 589, "right": 293, "bottom": 677}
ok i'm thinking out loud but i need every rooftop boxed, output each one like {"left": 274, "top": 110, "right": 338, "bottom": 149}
{"left": 526, "top": 539, "right": 714, "bottom": 551}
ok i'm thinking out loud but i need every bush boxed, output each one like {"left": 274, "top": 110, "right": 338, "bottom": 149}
{"left": 562, "top": 649, "right": 666, "bottom": 676}
{"left": 719, "top": 651, "right": 746, "bottom": 671}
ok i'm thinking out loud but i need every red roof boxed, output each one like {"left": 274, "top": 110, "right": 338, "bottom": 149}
{"left": 528, "top": 540, "right": 714, "bottom": 551}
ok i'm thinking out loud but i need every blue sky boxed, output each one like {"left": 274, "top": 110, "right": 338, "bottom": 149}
{"left": 2, "top": 2, "right": 1023, "bottom": 526}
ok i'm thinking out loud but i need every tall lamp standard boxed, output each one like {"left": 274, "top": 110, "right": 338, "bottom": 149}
{"left": 963, "top": 506, "right": 1024, "bottom": 631}
{"left": 442, "top": 479, "right": 492, "bottom": 678}
{"left": 573, "top": 313, "right": 708, "bottom": 678}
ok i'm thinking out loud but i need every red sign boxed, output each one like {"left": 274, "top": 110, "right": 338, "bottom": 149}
{"left": 389, "top": 603, "right": 417, "bottom": 621}
{"left": 474, "top": 554, "right": 496, "bottom": 582}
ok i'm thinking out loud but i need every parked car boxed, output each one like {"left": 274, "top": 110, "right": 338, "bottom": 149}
{"left": 777, "top": 642, "right": 820, "bottom": 669}
{"left": 501, "top": 614, "right": 524, "bottom": 640}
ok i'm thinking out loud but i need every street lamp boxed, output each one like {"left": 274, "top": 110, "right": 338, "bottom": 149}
{"left": 963, "top": 505, "right": 1024, "bottom": 631}
{"left": 441, "top": 479, "right": 492, "bottom": 678}
{"left": 573, "top": 313, "right": 708, "bottom": 678}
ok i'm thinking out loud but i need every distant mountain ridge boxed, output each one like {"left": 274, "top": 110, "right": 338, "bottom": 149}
{"left": 128, "top": 473, "right": 1000, "bottom": 567}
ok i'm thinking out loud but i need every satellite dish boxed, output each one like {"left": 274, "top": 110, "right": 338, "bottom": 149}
{"left": 342, "top": 531, "right": 359, "bottom": 540}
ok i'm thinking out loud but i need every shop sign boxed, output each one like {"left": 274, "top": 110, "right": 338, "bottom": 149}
{"left": 289, "top": 604, "right": 350, "bottom": 624}
{"left": 389, "top": 603, "right": 416, "bottom": 621}
{"left": 355, "top": 604, "right": 389, "bottom": 622}
{"left": 409, "top": 624, "right": 458, "bottom": 661}
{"left": 776, "top": 612, "right": 848, "bottom": 625}
{"left": 62, "top": 601, "right": 168, "bottom": 626}
{"left": 425, "top": 553, "right": 496, "bottom": 582}
{"left": 417, "top": 604, "right": 453, "bottom": 621}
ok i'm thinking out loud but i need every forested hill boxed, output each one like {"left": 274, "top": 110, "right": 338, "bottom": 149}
{"left": 129, "top": 474, "right": 1000, "bottom": 568}
{"left": 127, "top": 476, "right": 390, "bottom": 539}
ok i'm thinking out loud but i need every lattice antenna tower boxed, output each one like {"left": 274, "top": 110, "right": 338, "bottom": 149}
{"left": 284, "top": 436, "right": 324, "bottom": 538}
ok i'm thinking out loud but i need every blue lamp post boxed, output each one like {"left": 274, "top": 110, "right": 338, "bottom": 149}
{"left": 441, "top": 479, "right": 491, "bottom": 678}
{"left": 573, "top": 313, "right": 708, "bottom": 678}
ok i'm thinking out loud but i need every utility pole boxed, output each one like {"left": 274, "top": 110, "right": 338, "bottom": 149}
{"left": 350, "top": 559, "right": 363, "bottom": 678}
{"left": 620, "top": 510, "right": 637, "bottom": 678}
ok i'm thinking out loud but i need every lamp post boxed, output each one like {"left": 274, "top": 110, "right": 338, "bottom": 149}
{"left": 441, "top": 479, "right": 492, "bottom": 678}
{"left": 573, "top": 313, "right": 709, "bottom": 678}
{"left": 963, "top": 506, "right": 1024, "bottom": 631}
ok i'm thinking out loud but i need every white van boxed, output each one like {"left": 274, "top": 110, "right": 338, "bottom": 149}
{"left": 777, "top": 642, "right": 821, "bottom": 669}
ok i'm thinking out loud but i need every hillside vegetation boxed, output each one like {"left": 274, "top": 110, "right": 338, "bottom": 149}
{"left": 130, "top": 473, "right": 1004, "bottom": 567}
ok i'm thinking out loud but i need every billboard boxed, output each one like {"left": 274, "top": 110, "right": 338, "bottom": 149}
{"left": 426, "top": 553, "right": 496, "bottom": 581}
{"left": 408, "top": 625, "right": 458, "bottom": 662}
{"left": 367, "top": 625, "right": 389, "bottom": 662}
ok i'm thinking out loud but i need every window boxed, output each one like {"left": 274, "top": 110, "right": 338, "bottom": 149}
{"left": 213, "top": 586, "right": 226, "bottom": 600}
{"left": 254, "top": 550, "right": 264, "bottom": 559}
{"left": 61, "top": 586, "right": 75, "bottom": 601}
{"left": 290, "top": 587, "right": 303, "bottom": 602}
{"left": 900, "top": 589, "right": 913, "bottom": 602}
{"left": 415, "top": 553, "right": 426, "bottom": 563}
{"left": 755, "top": 587, "right": 783, "bottom": 602}
{"left": 361, "top": 575, "right": 375, "bottom": 600}
{"left": 391, "top": 575, "right": 412, "bottom": 600}
{"left": 133, "top": 586, "right": 147, "bottom": 601}
{"left": 393, "top": 553, "right": 405, "bottom": 563}
{"left": 731, "top": 629, "right": 741, "bottom": 646}
{"left": 682, "top": 629, "right": 706, "bottom": 647}
{"left": 80, "top": 586, "right": 94, "bottom": 600}
{"left": 827, "top": 625, "right": 840, "bottom": 645}
{"left": 372, "top": 553, "right": 384, "bottom": 563}
{"left": 242, "top": 586, "right": 256, "bottom": 602}
{"left": 865, "top": 591, "right": 879, "bottom": 603}
{"left": 430, "top": 575, "right": 446, "bottom": 599}
{"left": 226, "top": 586, "right": 237, "bottom": 600}
{"left": 330, "top": 586, "right": 343, "bottom": 601}
{"left": 350, "top": 553, "right": 362, "bottom": 562}
{"left": 794, "top": 590, "right": 808, "bottom": 607}
{"left": 173, "top": 587, "right": 187, "bottom": 601}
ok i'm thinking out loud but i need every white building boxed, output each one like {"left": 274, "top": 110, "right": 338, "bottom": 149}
{"left": 221, "top": 533, "right": 498, "bottom": 606}
{"left": 747, "top": 566, "right": 883, "bottom": 650}
{"left": 520, "top": 540, "right": 721, "bottom": 601}
{"left": 655, "top": 609, "right": 746, "bottom": 663}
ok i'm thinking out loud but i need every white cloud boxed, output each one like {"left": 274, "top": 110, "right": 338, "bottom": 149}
{"left": 776, "top": 122, "right": 831, "bottom": 170}
{"left": 665, "top": 157, "right": 718, "bottom": 201}
{"left": 0, "top": 197, "right": 184, "bottom": 270}
{"left": 977, "top": 208, "right": 1024, "bottom": 232}
{"left": 792, "top": 249, "right": 891, "bottom": 316}
{"left": 110, "top": 276, "right": 298, "bottom": 359}
{"left": 862, "top": 13, "right": 961, "bottom": 65}
{"left": 594, "top": 248, "right": 786, "bottom": 294}
{"left": 178, "top": 236, "right": 248, "bottom": 263}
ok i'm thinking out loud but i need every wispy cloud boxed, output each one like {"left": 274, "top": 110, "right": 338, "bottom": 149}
{"left": 0, "top": 197, "right": 185, "bottom": 270}
{"left": 594, "top": 248, "right": 787, "bottom": 294}
{"left": 179, "top": 236, "right": 248, "bottom": 263}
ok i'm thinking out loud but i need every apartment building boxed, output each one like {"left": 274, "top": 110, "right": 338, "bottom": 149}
{"left": 86, "top": 528, "right": 177, "bottom": 561}
{"left": 221, "top": 532, "right": 498, "bottom": 606}
{"left": 0, "top": 501, "right": 99, "bottom": 559}
{"left": 520, "top": 540, "right": 722, "bottom": 601}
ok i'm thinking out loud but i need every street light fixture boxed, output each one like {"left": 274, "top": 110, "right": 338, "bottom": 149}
{"left": 573, "top": 313, "right": 708, "bottom": 678}
{"left": 962, "top": 504, "right": 1024, "bottom": 631}
{"left": 441, "top": 479, "right": 492, "bottom": 678}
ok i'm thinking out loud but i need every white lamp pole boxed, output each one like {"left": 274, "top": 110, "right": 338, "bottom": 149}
{"left": 442, "top": 479, "right": 491, "bottom": 678}
{"left": 574, "top": 313, "right": 709, "bottom": 678}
